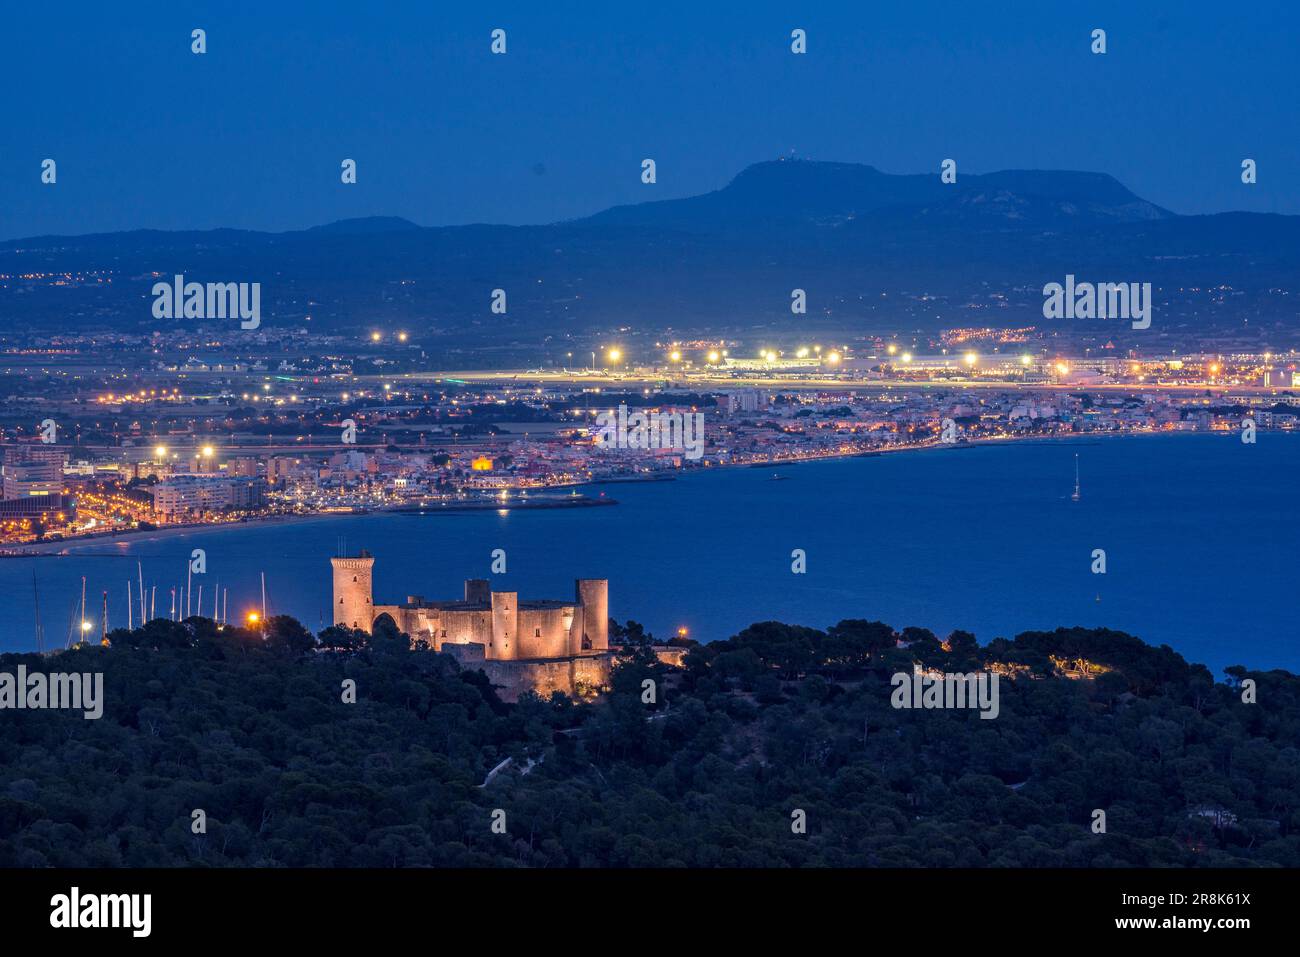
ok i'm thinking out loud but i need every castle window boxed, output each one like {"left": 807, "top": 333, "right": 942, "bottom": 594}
{"left": 353, "top": 576, "right": 358, "bottom": 582}
{"left": 441, "top": 630, "right": 446, "bottom": 638}
{"left": 534, "top": 628, "right": 540, "bottom": 637}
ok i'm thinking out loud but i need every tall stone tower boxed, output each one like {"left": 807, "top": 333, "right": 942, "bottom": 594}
{"left": 576, "top": 579, "right": 608, "bottom": 651}
{"left": 332, "top": 551, "right": 375, "bottom": 631}
{"left": 490, "top": 590, "right": 518, "bottom": 660}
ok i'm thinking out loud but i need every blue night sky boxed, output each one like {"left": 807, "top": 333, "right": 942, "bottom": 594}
{"left": 1, "top": 0, "right": 1297, "bottom": 240}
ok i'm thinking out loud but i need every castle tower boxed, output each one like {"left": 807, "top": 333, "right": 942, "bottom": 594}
{"left": 576, "top": 579, "right": 608, "bottom": 651}
{"left": 490, "top": 591, "right": 518, "bottom": 660}
{"left": 331, "top": 551, "right": 375, "bottom": 631}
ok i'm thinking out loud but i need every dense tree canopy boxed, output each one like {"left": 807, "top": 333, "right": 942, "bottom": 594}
{"left": 0, "top": 616, "right": 1296, "bottom": 867}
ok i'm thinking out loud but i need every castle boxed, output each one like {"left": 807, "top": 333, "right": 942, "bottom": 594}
{"left": 331, "top": 552, "right": 612, "bottom": 701}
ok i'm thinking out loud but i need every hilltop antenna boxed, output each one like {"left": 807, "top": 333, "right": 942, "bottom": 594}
{"left": 101, "top": 590, "right": 108, "bottom": 641}
{"left": 127, "top": 581, "right": 133, "bottom": 631}
{"left": 261, "top": 572, "right": 268, "bottom": 624}
{"left": 1071, "top": 453, "right": 1081, "bottom": 502}
{"left": 138, "top": 561, "right": 146, "bottom": 624}
{"left": 150, "top": 585, "right": 156, "bottom": 622}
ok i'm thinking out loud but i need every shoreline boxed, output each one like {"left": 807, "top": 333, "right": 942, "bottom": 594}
{"left": 1, "top": 428, "right": 1238, "bottom": 556}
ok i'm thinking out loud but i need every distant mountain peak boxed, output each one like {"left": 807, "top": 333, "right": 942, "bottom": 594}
{"left": 306, "top": 216, "right": 422, "bottom": 235}
{"left": 585, "top": 159, "right": 1171, "bottom": 229}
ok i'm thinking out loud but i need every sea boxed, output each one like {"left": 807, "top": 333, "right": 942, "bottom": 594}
{"left": 3, "top": 432, "right": 1295, "bottom": 677}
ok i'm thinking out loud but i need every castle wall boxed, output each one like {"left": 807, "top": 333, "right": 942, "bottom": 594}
{"left": 515, "top": 606, "right": 575, "bottom": 659}
{"left": 379, "top": 606, "right": 495, "bottom": 650}
{"left": 334, "top": 559, "right": 611, "bottom": 701}
{"left": 456, "top": 653, "right": 612, "bottom": 702}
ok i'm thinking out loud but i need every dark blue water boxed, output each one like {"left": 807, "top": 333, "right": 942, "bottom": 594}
{"left": 5, "top": 433, "right": 1296, "bottom": 676}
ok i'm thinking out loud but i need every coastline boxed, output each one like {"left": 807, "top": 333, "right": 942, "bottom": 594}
{"left": 1, "top": 428, "right": 1233, "bottom": 556}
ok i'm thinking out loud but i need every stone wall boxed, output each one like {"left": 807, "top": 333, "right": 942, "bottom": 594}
{"left": 444, "top": 648, "right": 612, "bottom": 702}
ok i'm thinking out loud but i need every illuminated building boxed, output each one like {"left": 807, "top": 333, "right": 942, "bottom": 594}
{"left": 331, "top": 551, "right": 610, "bottom": 700}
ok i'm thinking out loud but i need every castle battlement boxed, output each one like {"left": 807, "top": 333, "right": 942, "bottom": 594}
{"left": 330, "top": 553, "right": 610, "bottom": 700}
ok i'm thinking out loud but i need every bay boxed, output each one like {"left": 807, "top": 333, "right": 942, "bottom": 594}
{"left": 4, "top": 433, "right": 1295, "bottom": 677}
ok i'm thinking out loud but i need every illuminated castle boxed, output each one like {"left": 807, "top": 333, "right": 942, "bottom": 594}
{"left": 330, "top": 551, "right": 611, "bottom": 700}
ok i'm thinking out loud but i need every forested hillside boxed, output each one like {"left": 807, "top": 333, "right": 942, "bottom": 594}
{"left": 1, "top": 615, "right": 1295, "bottom": 867}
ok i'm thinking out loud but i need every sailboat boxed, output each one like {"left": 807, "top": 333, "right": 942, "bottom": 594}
{"left": 1071, "top": 453, "right": 1081, "bottom": 502}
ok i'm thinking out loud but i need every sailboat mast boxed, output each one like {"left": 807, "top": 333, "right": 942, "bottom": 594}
{"left": 32, "top": 570, "right": 43, "bottom": 654}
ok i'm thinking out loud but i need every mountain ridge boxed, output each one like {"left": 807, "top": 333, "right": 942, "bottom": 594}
{"left": 0, "top": 160, "right": 1295, "bottom": 347}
